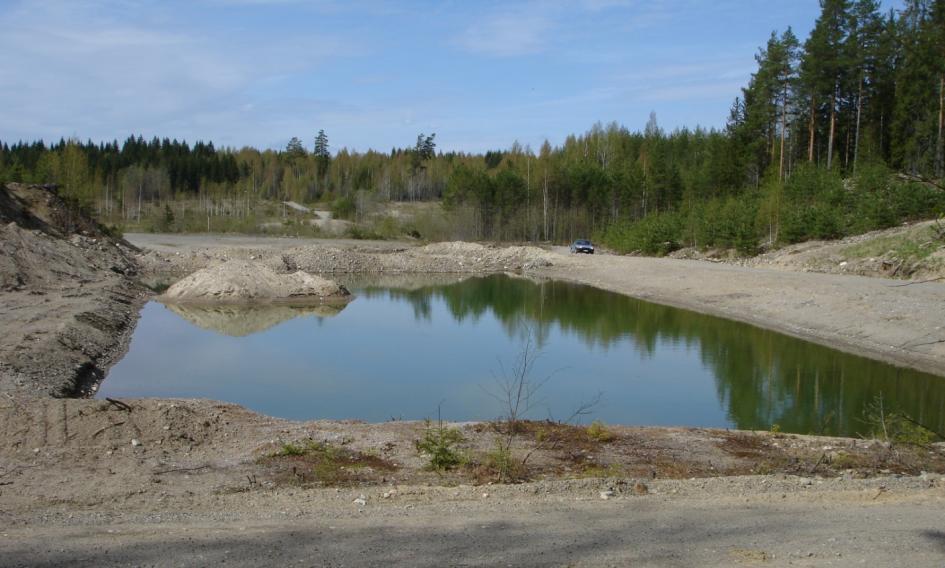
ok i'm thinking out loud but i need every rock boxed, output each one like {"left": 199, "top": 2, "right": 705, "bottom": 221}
{"left": 353, "top": 495, "right": 367, "bottom": 506}
{"left": 633, "top": 482, "right": 649, "bottom": 495}
{"left": 600, "top": 490, "right": 615, "bottom": 500}
{"left": 798, "top": 477, "right": 812, "bottom": 486}
{"left": 131, "top": 439, "right": 142, "bottom": 447}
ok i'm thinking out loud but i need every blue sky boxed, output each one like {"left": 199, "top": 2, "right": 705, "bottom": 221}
{"left": 0, "top": 0, "right": 900, "bottom": 154}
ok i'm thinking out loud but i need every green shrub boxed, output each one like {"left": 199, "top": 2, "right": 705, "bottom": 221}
{"left": 602, "top": 211, "right": 684, "bottom": 255}
{"left": 862, "top": 394, "right": 939, "bottom": 446}
{"left": 331, "top": 196, "right": 356, "bottom": 220}
{"left": 484, "top": 440, "right": 527, "bottom": 481}
{"left": 416, "top": 420, "right": 465, "bottom": 471}
{"left": 346, "top": 225, "right": 385, "bottom": 240}
{"left": 586, "top": 420, "right": 615, "bottom": 443}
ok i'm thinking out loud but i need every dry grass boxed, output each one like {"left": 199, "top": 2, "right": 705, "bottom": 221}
{"left": 257, "top": 440, "right": 397, "bottom": 487}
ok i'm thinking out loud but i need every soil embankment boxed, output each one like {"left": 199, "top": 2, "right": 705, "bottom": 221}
{"left": 0, "top": 183, "right": 146, "bottom": 397}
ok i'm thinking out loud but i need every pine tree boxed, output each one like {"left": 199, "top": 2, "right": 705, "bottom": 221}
{"left": 799, "top": 0, "right": 853, "bottom": 168}
{"left": 314, "top": 129, "right": 330, "bottom": 177}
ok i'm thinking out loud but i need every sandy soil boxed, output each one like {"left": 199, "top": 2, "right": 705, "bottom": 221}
{"left": 2, "top": 396, "right": 944, "bottom": 566}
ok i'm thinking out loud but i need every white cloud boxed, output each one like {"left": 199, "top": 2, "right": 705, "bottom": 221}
{"left": 455, "top": 9, "right": 554, "bottom": 57}
{"left": 0, "top": 0, "right": 349, "bottom": 144}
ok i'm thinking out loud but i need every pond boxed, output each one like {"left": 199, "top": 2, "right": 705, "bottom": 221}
{"left": 98, "top": 274, "right": 945, "bottom": 437}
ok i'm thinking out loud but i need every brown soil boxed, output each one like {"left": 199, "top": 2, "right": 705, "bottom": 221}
{"left": 0, "top": 183, "right": 146, "bottom": 397}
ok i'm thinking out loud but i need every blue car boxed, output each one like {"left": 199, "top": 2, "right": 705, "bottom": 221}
{"left": 570, "top": 239, "right": 595, "bottom": 254}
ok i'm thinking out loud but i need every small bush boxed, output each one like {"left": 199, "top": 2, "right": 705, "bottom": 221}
{"left": 331, "top": 196, "right": 356, "bottom": 221}
{"left": 862, "top": 394, "right": 939, "bottom": 446}
{"left": 346, "top": 225, "right": 385, "bottom": 240}
{"left": 485, "top": 440, "right": 527, "bottom": 481}
{"left": 416, "top": 420, "right": 465, "bottom": 471}
{"left": 276, "top": 442, "right": 306, "bottom": 456}
{"left": 586, "top": 420, "right": 615, "bottom": 443}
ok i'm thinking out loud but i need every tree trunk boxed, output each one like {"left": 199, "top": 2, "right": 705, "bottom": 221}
{"left": 779, "top": 84, "right": 788, "bottom": 181}
{"left": 937, "top": 74, "right": 944, "bottom": 179}
{"left": 827, "top": 84, "right": 837, "bottom": 170}
{"left": 525, "top": 154, "right": 530, "bottom": 242}
{"left": 808, "top": 94, "right": 816, "bottom": 162}
{"left": 542, "top": 168, "right": 548, "bottom": 241}
{"left": 853, "top": 80, "right": 863, "bottom": 174}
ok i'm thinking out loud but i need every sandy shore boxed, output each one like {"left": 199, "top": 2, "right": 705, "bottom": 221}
{"left": 538, "top": 251, "right": 945, "bottom": 377}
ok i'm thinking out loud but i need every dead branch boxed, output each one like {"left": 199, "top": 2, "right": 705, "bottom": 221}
{"left": 152, "top": 464, "right": 211, "bottom": 475}
{"left": 889, "top": 276, "right": 945, "bottom": 287}
{"left": 809, "top": 452, "right": 827, "bottom": 474}
{"left": 905, "top": 338, "right": 945, "bottom": 349}
{"left": 92, "top": 421, "right": 126, "bottom": 438}
{"left": 105, "top": 398, "right": 132, "bottom": 412}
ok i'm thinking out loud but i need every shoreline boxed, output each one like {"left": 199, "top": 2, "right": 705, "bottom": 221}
{"left": 539, "top": 252, "right": 945, "bottom": 378}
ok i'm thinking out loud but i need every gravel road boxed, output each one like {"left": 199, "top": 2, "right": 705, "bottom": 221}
{"left": 3, "top": 477, "right": 944, "bottom": 567}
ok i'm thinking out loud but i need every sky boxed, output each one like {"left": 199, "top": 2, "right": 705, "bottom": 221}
{"left": 0, "top": 0, "right": 902, "bottom": 154}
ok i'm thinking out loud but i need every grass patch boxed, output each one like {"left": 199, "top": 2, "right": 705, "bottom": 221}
{"left": 259, "top": 439, "right": 397, "bottom": 487}
{"left": 842, "top": 226, "right": 942, "bottom": 263}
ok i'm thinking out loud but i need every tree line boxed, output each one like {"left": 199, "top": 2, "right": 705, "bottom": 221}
{"left": 1, "top": 0, "right": 943, "bottom": 249}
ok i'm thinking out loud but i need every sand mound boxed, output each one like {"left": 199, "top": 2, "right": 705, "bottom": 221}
{"left": 162, "top": 261, "right": 350, "bottom": 303}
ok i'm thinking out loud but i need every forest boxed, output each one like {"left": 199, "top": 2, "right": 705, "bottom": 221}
{"left": 1, "top": 0, "right": 944, "bottom": 252}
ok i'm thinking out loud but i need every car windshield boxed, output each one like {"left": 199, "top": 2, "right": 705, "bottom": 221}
{"left": 575, "top": 240, "right": 590, "bottom": 245}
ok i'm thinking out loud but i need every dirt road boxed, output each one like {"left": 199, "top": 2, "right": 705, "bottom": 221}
{"left": 4, "top": 481, "right": 944, "bottom": 567}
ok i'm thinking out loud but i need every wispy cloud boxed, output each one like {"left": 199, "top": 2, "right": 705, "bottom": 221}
{"left": 455, "top": 9, "right": 554, "bottom": 56}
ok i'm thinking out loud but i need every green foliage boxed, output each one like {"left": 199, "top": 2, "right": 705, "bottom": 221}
{"left": 601, "top": 211, "right": 684, "bottom": 255}
{"left": 862, "top": 394, "right": 939, "bottom": 446}
{"left": 159, "top": 204, "right": 176, "bottom": 232}
{"left": 586, "top": 420, "right": 615, "bottom": 443}
{"left": 415, "top": 420, "right": 465, "bottom": 471}
{"left": 345, "top": 224, "right": 386, "bottom": 240}
{"left": 276, "top": 442, "right": 306, "bottom": 457}
{"left": 484, "top": 440, "right": 526, "bottom": 481}
{"left": 331, "top": 196, "right": 356, "bottom": 220}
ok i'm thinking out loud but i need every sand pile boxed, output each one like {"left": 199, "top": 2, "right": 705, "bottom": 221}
{"left": 162, "top": 260, "right": 350, "bottom": 303}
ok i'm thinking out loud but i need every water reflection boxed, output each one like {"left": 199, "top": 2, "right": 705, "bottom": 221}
{"left": 361, "top": 275, "right": 945, "bottom": 436}
{"left": 163, "top": 302, "right": 347, "bottom": 336}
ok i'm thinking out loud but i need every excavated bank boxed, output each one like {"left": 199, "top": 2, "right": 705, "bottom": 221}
{"left": 0, "top": 183, "right": 147, "bottom": 397}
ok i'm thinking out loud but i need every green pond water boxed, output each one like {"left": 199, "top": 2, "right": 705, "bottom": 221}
{"left": 98, "top": 274, "right": 945, "bottom": 436}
